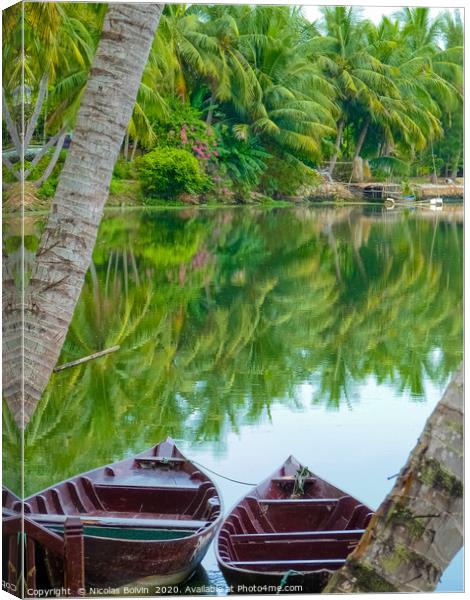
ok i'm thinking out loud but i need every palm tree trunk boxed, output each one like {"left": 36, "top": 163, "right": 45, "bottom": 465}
{"left": 351, "top": 117, "right": 370, "bottom": 182}
{"left": 206, "top": 92, "right": 216, "bottom": 126}
{"left": 130, "top": 137, "right": 139, "bottom": 161}
{"left": 3, "top": 3, "right": 164, "bottom": 427}
{"left": 124, "top": 131, "right": 130, "bottom": 161}
{"left": 328, "top": 118, "right": 345, "bottom": 177}
{"left": 451, "top": 150, "right": 461, "bottom": 180}
{"left": 353, "top": 116, "right": 370, "bottom": 160}
{"left": 324, "top": 365, "right": 463, "bottom": 593}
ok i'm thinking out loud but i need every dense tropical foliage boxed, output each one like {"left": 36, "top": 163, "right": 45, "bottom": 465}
{"left": 2, "top": 3, "right": 463, "bottom": 202}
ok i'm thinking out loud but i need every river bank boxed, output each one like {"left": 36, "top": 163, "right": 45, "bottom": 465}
{"left": 2, "top": 178, "right": 463, "bottom": 213}
{"left": 107, "top": 178, "right": 463, "bottom": 207}
{"left": 106, "top": 179, "right": 358, "bottom": 207}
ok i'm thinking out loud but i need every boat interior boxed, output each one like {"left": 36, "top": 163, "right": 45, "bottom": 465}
{"left": 218, "top": 476, "right": 373, "bottom": 573}
{"left": 4, "top": 444, "right": 222, "bottom": 539}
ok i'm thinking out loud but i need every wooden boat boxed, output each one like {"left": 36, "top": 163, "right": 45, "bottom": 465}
{"left": 216, "top": 456, "right": 374, "bottom": 593}
{"left": 3, "top": 438, "right": 222, "bottom": 591}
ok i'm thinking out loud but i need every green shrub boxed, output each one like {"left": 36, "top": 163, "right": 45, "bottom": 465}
{"left": 369, "top": 156, "right": 410, "bottom": 178}
{"left": 260, "top": 155, "right": 319, "bottom": 198}
{"left": 215, "top": 127, "right": 270, "bottom": 199}
{"left": 32, "top": 149, "right": 67, "bottom": 199}
{"left": 113, "top": 158, "right": 135, "bottom": 180}
{"left": 137, "top": 147, "right": 210, "bottom": 200}
{"left": 151, "top": 99, "right": 215, "bottom": 152}
{"left": 37, "top": 179, "right": 57, "bottom": 199}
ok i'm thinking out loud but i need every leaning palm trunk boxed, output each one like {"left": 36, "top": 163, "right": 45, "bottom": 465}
{"left": 3, "top": 3, "right": 164, "bottom": 427}
{"left": 324, "top": 365, "right": 463, "bottom": 593}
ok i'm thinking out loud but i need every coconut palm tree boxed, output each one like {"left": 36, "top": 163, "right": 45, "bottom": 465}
{"left": 314, "top": 7, "right": 399, "bottom": 177}
{"left": 365, "top": 9, "right": 463, "bottom": 179}
{"left": 217, "top": 6, "right": 337, "bottom": 164}
{"left": 2, "top": 2, "right": 100, "bottom": 184}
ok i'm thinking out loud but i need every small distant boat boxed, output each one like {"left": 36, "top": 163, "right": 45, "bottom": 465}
{"left": 216, "top": 457, "right": 373, "bottom": 593}
{"left": 385, "top": 196, "right": 445, "bottom": 210}
{"left": 3, "top": 438, "right": 222, "bottom": 590}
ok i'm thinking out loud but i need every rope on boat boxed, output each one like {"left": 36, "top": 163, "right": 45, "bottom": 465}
{"left": 192, "top": 460, "right": 257, "bottom": 486}
{"left": 292, "top": 466, "right": 310, "bottom": 498}
{"left": 277, "top": 570, "right": 301, "bottom": 593}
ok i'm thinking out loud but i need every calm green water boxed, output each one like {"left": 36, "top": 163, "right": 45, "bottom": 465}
{"left": 4, "top": 205, "right": 463, "bottom": 592}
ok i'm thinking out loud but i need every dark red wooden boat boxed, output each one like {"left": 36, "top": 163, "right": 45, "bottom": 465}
{"left": 216, "top": 456, "right": 374, "bottom": 593}
{"left": 3, "top": 438, "right": 222, "bottom": 591}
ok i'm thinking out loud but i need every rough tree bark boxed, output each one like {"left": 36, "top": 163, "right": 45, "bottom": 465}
{"left": 323, "top": 365, "right": 463, "bottom": 593}
{"left": 3, "top": 3, "right": 164, "bottom": 427}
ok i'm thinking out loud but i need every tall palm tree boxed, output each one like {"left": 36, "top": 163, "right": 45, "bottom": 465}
{"left": 315, "top": 7, "right": 399, "bottom": 177}
{"left": 367, "top": 9, "right": 463, "bottom": 178}
{"left": 221, "top": 6, "right": 337, "bottom": 164}
{"left": 190, "top": 4, "right": 261, "bottom": 126}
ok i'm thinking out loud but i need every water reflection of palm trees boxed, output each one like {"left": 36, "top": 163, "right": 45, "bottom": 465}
{"left": 5, "top": 207, "right": 461, "bottom": 495}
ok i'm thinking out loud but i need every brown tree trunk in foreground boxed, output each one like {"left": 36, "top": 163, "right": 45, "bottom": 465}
{"left": 324, "top": 365, "right": 463, "bottom": 593}
{"left": 3, "top": 3, "right": 164, "bottom": 427}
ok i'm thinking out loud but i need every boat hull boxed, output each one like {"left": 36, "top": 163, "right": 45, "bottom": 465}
{"left": 216, "top": 456, "right": 373, "bottom": 593}
{"left": 46, "top": 527, "right": 215, "bottom": 589}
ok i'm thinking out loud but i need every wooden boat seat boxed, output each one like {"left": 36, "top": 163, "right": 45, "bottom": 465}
{"left": 230, "top": 529, "right": 366, "bottom": 543}
{"left": 258, "top": 498, "right": 339, "bottom": 506}
{"left": 271, "top": 477, "right": 318, "bottom": 490}
{"left": 93, "top": 483, "right": 201, "bottom": 492}
{"left": 86, "top": 510, "right": 199, "bottom": 521}
{"left": 251, "top": 497, "right": 343, "bottom": 533}
{"left": 134, "top": 457, "right": 187, "bottom": 469}
{"left": 245, "top": 496, "right": 275, "bottom": 533}
{"left": 25, "top": 512, "right": 210, "bottom": 531}
{"left": 348, "top": 504, "right": 374, "bottom": 529}
{"left": 231, "top": 536, "right": 359, "bottom": 559}
{"left": 227, "top": 558, "right": 346, "bottom": 570}
{"left": 324, "top": 496, "right": 355, "bottom": 526}
{"left": 92, "top": 482, "right": 215, "bottom": 516}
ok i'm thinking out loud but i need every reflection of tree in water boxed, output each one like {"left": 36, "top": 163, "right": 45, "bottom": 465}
{"left": 6, "top": 207, "right": 461, "bottom": 495}
{"left": 2, "top": 212, "right": 47, "bottom": 494}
